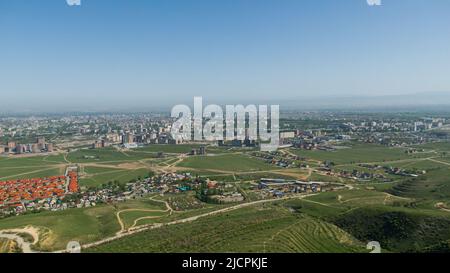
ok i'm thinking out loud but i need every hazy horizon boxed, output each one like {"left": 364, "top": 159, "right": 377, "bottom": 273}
{"left": 1, "top": 0, "right": 450, "bottom": 112}
{"left": 1, "top": 92, "right": 450, "bottom": 114}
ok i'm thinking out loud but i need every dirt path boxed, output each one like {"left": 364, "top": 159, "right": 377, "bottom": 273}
{"left": 428, "top": 158, "right": 450, "bottom": 167}
{"left": 63, "top": 152, "right": 71, "bottom": 164}
{"left": 114, "top": 146, "right": 131, "bottom": 158}
{"left": 300, "top": 198, "right": 336, "bottom": 208}
{"left": 0, "top": 226, "right": 40, "bottom": 253}
{"left": 115, "top": 196, "right": 173, "bottom": 233}
{"left": 81, "top": 193, "right": 317, "bottom": 251}
{"left": 435, "top": 202, "right": 450, "bottom": 212}
{"left": 131, "top": 216, "right": 161, "bottom": 229}
{"left": 149, "top": 196, "right": 173, "bottom": 212}
{"left": 116, "top": 208, "right": 171, "bottom": 233}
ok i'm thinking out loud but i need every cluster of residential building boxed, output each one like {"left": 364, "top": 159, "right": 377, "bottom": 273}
{"left": 356, "top": 163, "right": 426, "bottom": 177}
{"left": 258, "top": 178, "right": 329, "bottom": 198}
{"left": 251, "top": 151, "right": 302, "bottom": 168}
{"left": 64, "top": 173, "right": 196, "bottom": 210}
{"left": 0, "top": 169, "right": 79, "bottom": 215}
{"left": 2, "top": 112, "right": 449, "bottom": 156}
{"left": 0, "top": 137, "right": 54, "bottom": 155}
{"left": 337, "top": 118, "right": 447, "bottom": 133}
{"left": 0, "top": 171, "right": 203, "bottom": 217}
{"left": 379, "top": 165, "right": 425, "bottom": 177}
{"left": 280, "top": 114, "right": 450, "bottom": 149}
{"left": 0, "top": 176, "right": 66, "bottom": 206}
{"left": 337, "top": 169, "right": 389, "bottom": 182}
{"left": 329, "top": 164, "right": 426, "bottom": 182}
{"left": 91, "top": 119, "right": 180, "bottom": 150}
{"left": 196, "top": 180, "right": 245, "bottom": 204}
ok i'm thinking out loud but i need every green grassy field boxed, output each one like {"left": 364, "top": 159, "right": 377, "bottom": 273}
{"left": 0, "top": 156, "right": 62, "bottom": 168}
{"left": 66, "top": 147, "right": 153, "bottom": 163}
{"left": 0, "top": 168, "right": 62, "bottom": 180}
{"left": 290, "top": 144, "right": 417, "bottom": 165}
{"left": 0, "top": 167, "right": 56, "bottom": 179}
{"left": 413, "top": 142, "right": 450, "bottom": 152}
{"left": 308, "top": 172, "right": 345, "bottom": 183}
{"left": 117, "top": 198, "right": 170, "bottom": 229}
{"left": 134, "top": 144, "right": 202, "bottom": 154}
{"left": 0, "top": 198, "right": 169, "bottom": 251}
{"left": 80, "top": 167, "right": 152, "bottom": 188}
{"left": 0, "top": 205, "right": 119, "bottom": 251}
{"left": 388, "top": 158, "right": 444, "bottom": 170}
{"left": 177, "top": 154, "right": 278, "bottom": 172}
{"left": 0, "top": 153, "right": 70, "bottom": 181}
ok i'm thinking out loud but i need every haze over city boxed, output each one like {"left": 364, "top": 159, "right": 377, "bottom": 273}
{"left": 1, "top": 0, "right": 450, "bottom": 112}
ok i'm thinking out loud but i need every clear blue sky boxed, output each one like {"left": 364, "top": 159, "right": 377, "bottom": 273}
{"left": 1, "top": 0, "right": 449, "bottom": 111}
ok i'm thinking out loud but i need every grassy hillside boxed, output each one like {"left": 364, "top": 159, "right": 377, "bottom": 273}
{"left": 333, "top": 207, "right": 450, "bottom": 253}
{"left": 87, "top": 204, "right": 365, "bottom": 253}
{"left": 0, "top": 206, "right": 118, "bottom": 251}
{"left": 388, "top": 168, "right": 450, "bottom": 206}
{"left": 0, "top": 198, "right": 168, "bottom": 251}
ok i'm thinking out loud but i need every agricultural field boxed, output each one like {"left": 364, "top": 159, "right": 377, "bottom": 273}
{"left": 66, "top": 147, "right": 153, "bottom": 164}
